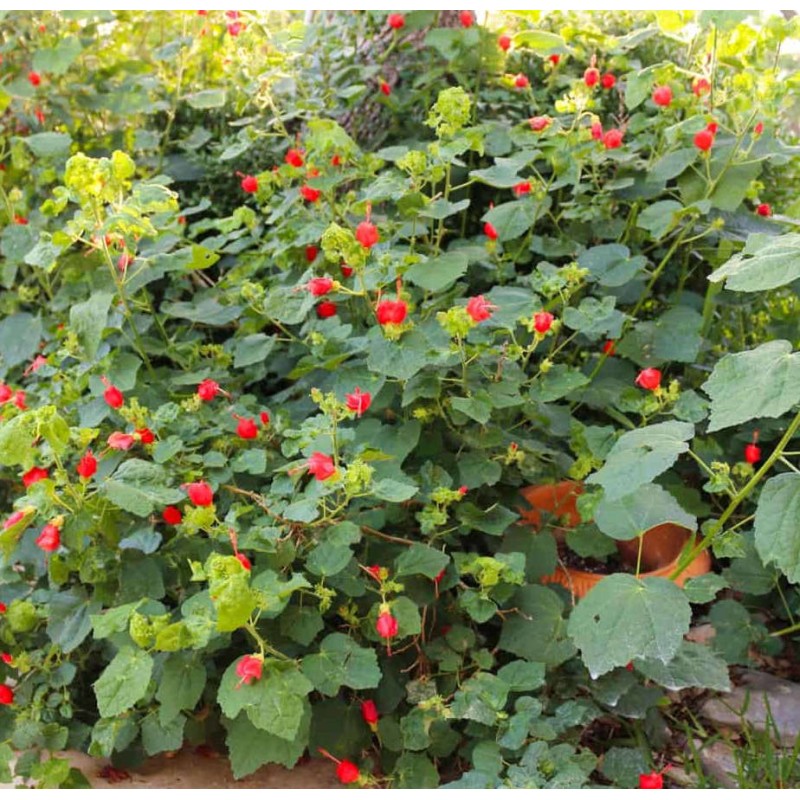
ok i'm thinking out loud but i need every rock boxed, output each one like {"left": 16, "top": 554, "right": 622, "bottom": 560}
{"left": 701, "top": 669, "right": 800, "bottom": 746}
{"left": 694, "top": 740, "right": 738, "bottom": 788}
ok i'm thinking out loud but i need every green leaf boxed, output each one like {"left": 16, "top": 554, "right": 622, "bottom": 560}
{"left": 393, "top": 752, "right": 440, "bottom": 789}
{"left": 498, "top": 585, "right": 576, "bottom": 666}
{"left": 587, "top": 422, "right": 694, "bottom": 501}
{"left": 186, "top": 89, "right": 227, "bottom": 109}
{"left": 709, "top": 233, "right": 800, "bottom": 292}
{"left": 451, "top": 672, "right": 509, "bottom": 725}
{"left": 91, "top": 601, "right": 142, "bottom": 639}
{"left": 0, "top": 312, "right": 42, "bottom": 367}
{"left": 0, "top": 410, "right": 37, "bottom": 468}
{"left": 636, "top": 200, "right": 683, "bottom": 239}
{"left": 702, "top": 341, "right": 800, "bottom": 432}
{"left": 578, "top": 245, "right": 647, "bottom": 288}
{"left": 624, "top": 64, "right": 659, "bottom": 109}
{"left": 24, "top": 132, "right": 72, "bottom": 159}
{"left": 648, "top": 147, "right": 697, "bottom": 183}
{"left": 224, "top": 708, "right": 310, "bottom": 779}
{"left": 562, "top": 296, "right": 626, "bottom": 335}
{"left": 513, "top": 30, "right": 566, "bottom": 50}
{"left": 568, "top": 575, "right": 691, "bottom": 678}
{"left": 451, "top": 392, "right": 493, "bottom": 423}
{"left": 405, "top": 251, "right": 469, "bottom": 292}
{"left": 635, "top": 640, "right": 731, "bottom": 691}
{"left": 372, "top": 478, "right": 418, "bottom": 502}
{"left": 142, "top": 714, "right": 186, "bottom": 756}
{"left": 0, "top": 742, "right": 13, "bottom": 783}
{"left": 161, "top": 296, "right": 242, "bottom": 325}
{"left": 594, "top": 484, "right": 696, "bottom": 541}
{"left": 484, "top": 200, "right": 532, "bottom": 242}
{"left": 367, "top": 329, "right": 430, "bottom": 381}
{"left": 395, "top": 543, "right": 449, "bottom": 579}
{"left": 391, "top": 595, "right": 422, "bottom": 636}
{"left": 306, "top": 540, "right": 353, "bottom": 577}
{"left": 47, "top": 590, "right": 99, "bottom": 653}
{"left": 301, "top": 633, "right": 381, "bottom": 696}
{"left": 32, "top": 37, "right": 83, "bottom": 74}
{"left": 754, "top": 473, "right": 800, "bottom": 584}
{"left": 233, "top": 333, "right": 276, "bottom": 368}
{"left": 535, "top": 365, "right": 590, "bottom": 402}
{"left": 94, "top": 647, "right": 154, "bottom": 717}
{"left": 470, "top": 160, "right": 524, "bottom": 188}
{"left": 497, "top": 660, "right": 546, "bottom": 692}
{"left": 101, "top": 459, "right": 185, "bottom": 517}
{"left": 156, "top": 654, "right": 206, "bottom": 724}
{"left": 618, "top": 305, "right": 703, "bottom": 366}
{"left": 458, "top": 503, "right": 518, "bottom": 536}
{"left": 69, "top": 292, "right": 113, "bottom": 360}
{"left": 683, "top": 572, "right": 728, "bottom": 603}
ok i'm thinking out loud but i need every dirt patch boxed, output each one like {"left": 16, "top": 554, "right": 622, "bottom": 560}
{"left": 4, "top": 748, "right": 341, "bottom": 790}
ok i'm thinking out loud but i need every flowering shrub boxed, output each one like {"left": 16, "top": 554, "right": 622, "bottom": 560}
{"left": 0, "top": 9, "right": 799, "bottom": 790}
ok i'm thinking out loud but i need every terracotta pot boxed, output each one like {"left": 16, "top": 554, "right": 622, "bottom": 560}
{"left": 520, "top": 482, "right": 712, "bottom": 598}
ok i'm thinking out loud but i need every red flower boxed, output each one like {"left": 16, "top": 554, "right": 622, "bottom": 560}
{"left": 754, "top": 121, "right": 764, "bottom": 136}
{"left": 34, "top": 107, "right": 45, "bottom": 124}
{"left": 744, "top": 443, "right": 761, "bottom": 464}
{"left": 307, "top": 277, "right": 334, "bottom": 296}
{"left": 652, "top": 85, "right": 673, "bottom": 107}
{"left": 346, "top": 387, "right": 372, "bottom": 417}
{"left": 533, "top": 311, "right": 554, "bottom": 334}
{"left": 514, "top": 73, "right": 530, "bottom": 89}
{"left": 638, "top": 772, "right": 664, "bottom": 789}
{"left": 102, "top": 376, "right": 124, "bottom": 409}
{"left": 136, "top": 428, "right": 155, "bottom": 445}
{"left": 163, "top": 506, "right": 183, "bottom": 525}
{"left": 584, "top": 67, "right": 600, "bottom": 87}
{"left": 601, "top": 73, "right": 616, "bottom": 89}
{"left": 28, "top": 71, "right": 41, "bottom": 87}
{"left": 227, "top": 22, "right": 244, "bottom": 36}
{"left": 625, "top": 661, "right": 634, "bottom": 671}
{"left": 197, "top": 378, "right": 221, "bottom": 402}
{"left": 235, "top": 416, "right": 259, "bottom": 440}
{"left": 356, "top": 220, "right": 379, "bottom": 249}
{"left": 24, "top": 355, "right": 47, "bottom": 376}
{"left": 603, "top": 128, "right": 623, "bottom": 149}
{"left": 466, "top": 295, "right": 495, "bottom": 323}
{"left": 602, "top": 340, "right": 616, "bottom": 356}
{"left": 484, "top": 221, "right": 498, "bottom": 240}
{"left": 635, "top": 368, "right": 662, "bottom": 391}
{"left": 76, "top": 451, "right": 97, "bottom": 479}
{"left": 197, "top": 10, "right": 208, "bottom": 15}
{"left": 376, "top": 299, "right": 407, "bottom": 326}
{"left": 260, "top": 411, "right": 270, "bottom": 426}
{"left": 692, "top": 77, "right": 711, "bottom": 96}
{"left": 305, "top": 245, "right": 319, "bottom": 263}
{"left": 341, "top": 263, "right": 353, "bottom": 277}
{"left": 3, "top": 511, "right": 25, "bottom": 530}
{"left": 108, "top": 432, "right": 136, "bottom": 450}
{"left": 331, "top": 154, "right": 342, "bottom": 167}
{"left": 361, "top": 699, "right": 379, "bottom": 726}
{"left": 0, "top": 603, "right": 5, "bottom": 614}
{"left": 388, "top": 13, "right": 405, "bottom": 29}
{"left": 433, "top": 567, "right": 446, "bottom": 584}
{"left": 459, "top": 10, "right": 474, "bottom": 27}
{"left": 13, "top": 215, "right": 28, "bottom": 225}
{"left": 316, "top": 301, "right": 337, "bottom": 319}
{"left": 0, "top": 384, "right": 12, "bottom": 404}
{"left": 240, "top": 174, "right": 258, "bottom": 193}
{"left": 184, "top": 481, "right": 214, "bottom": 507}
{"left": 22, "top": 467, "right": 48, "bottom": 487}
{"left": 300, "top": 184, "right": 321, "bottom": 202}
{"left": 366, "top": 564, "right": 383, "bottom": 581}
{"left": 116, "top": 253, "right": 133, "bottom": 272}
{"left": 376, "top": 611, "right": 398, "bottom": 639}
{"left": 0, "top": 685, "right": 14, "bottom": 705}
{"left": 236, "top": 552, "right": 252, "bottom": 571}
{"left": 307, "top": 452, "right": 336, "bottom": 481}
{"left": 285, "top": 148, "right": 304, "bottom": 168}
{"left": 36, "top": 522, "right": 61, "bottom": 552}
{"left": 513, "top": 181, "right": 532, "bottom": 197}
{"left": 694, "top": 129, "right": 714, "bottom": 151}
{"left": 591, "top": 121, "right": 603, "bottom": 140}
{"left": 549, "top": 54, "right": 560, "bottom": 65}
{"left": 529, "top": 116, "right": 551, "bottom": 132}
{"left": 379, "top": 80, "right": 391, "bottom": 96}
{"left": 756, "top": 203, "right": 772, "bottom": 218}
{"left": 458, "top": 485, "right": 468, "bottom": 495}
{"left": 706, "top": 121, "right": 719, "bottom": 134}
{"left": 13, "top": 391, "right": 26, "bottom": 410}
{"left": 0, "top": 654, "right": 12, "bottom": 665}
{"left": 336, "top": 760, "right": 360, "bottom": 785}
{"left": 226, "top": 10, "right": 239, "bottom": 19}
{"left": 235, "top": 655, "right": 263, "bottom": 687}
{"left": 498, "top": 34, "right": 511, "bottom": 51}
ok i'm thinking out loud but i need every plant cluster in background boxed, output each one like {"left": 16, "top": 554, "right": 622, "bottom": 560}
{"left": 0, "top": 8, "right": 799, "bottom": 789}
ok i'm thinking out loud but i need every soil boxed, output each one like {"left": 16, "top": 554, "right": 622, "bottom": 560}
{"left": 3, "top": 747, "right": 341, "bottom": 790}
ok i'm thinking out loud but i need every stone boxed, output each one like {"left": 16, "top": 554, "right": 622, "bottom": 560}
{"left": 694, "top": 740, "right": 738, "bottom": 788}
{"left": 701, "top": 669, "right": 800, "bottom": 746}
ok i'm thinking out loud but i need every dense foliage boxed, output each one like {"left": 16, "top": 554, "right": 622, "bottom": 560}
{"left": 0, "top": 9, "right": 799, "bottom": 789}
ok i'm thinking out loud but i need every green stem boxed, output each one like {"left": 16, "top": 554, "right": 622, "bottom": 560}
{"left": 670, "top": 407, "right": 800, "bottom": 580}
